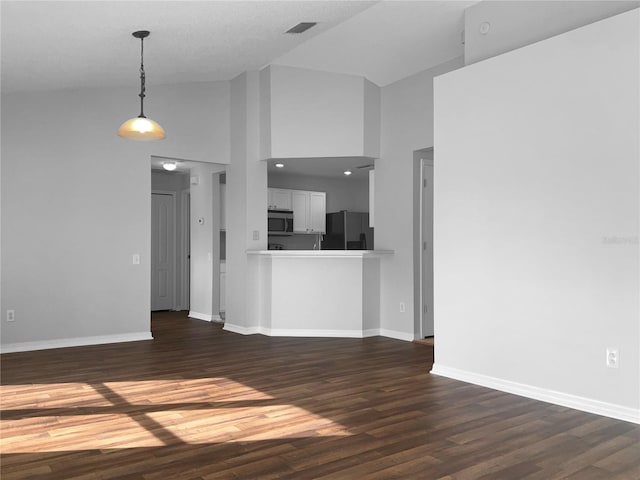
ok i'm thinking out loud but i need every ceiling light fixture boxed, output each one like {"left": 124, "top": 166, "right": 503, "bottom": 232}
{"left": 344, "top": 170, "right": 352, "bottom": 176}
{"left": 117, "top": 30, "right": 166, "bottom": 141}
{"left": 275, "top": 163, "right": 285, "bottom": 168}
{"left": 162, "top": 161, "right": 177, "bottom": 171}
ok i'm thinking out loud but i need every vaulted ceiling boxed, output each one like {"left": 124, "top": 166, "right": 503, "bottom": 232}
{"left": 1, "top": 1, "right": 474, "bottom": 94}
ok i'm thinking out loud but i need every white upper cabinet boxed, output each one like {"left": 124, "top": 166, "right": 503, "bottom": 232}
{"left": 309, "top": 191, "right": 326, "bottom": 233}
{"left": 260, "top": 65, "right": 380, "bottom": 160}
{"left": 291, "top": 191, "right": 308, "bottom": 233}
{"left": 268, "top": 188, "right": 292, "bottom": 210}
{"left": 291, "top": 190, "right": 326, "bottom": 234}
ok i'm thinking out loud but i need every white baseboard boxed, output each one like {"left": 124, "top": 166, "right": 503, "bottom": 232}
{"left": 1, "top": 332, "right": 153, "bottom": 354}
{"left": 362, "top": 329, "right": 380, "bottom": 338}
{"left": 223, "top": 323, "right": 263, "bottom": 335}
{"left": 222, "top": 324, "right": 412, "bottom": 341}
{"left": 189, "top": 311, "right": 213, "bottom": 322}
{"left": 431, "top": 364, "right": 640, "bottom": 425}
{"left": 211, "top": 314, "right": 223, "bottom": 323}
{"left": 378, "top": 328, "right": 414, "bottom": 342}
{"left": 261, "top": 328, "right": 367, "bottom": 338}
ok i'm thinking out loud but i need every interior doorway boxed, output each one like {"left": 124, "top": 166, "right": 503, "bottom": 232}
{"left": 151, "top": 192, "right": 176, "bottom": 311}
{"left": 150, "top": 163, "right": 191, "bottom": 313}
{"left": 413, "top": 147, "right": 434, "bottom": 340}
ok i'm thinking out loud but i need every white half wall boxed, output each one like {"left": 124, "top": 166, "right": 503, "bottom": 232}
{"left": 434, "top": 10, "right": 639, "bottom": 420}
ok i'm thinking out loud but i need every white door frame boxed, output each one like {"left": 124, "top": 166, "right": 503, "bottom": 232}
{"left": 413, "top": 147, "right": 434, "bottom": 340}
{"left": 179, "top": 190, "right": 190, "bottom": 311}
{"left": 151, "top": 190, "right": 178, "bottom": 311}
{"left": 419, "top": 157, "right": 434, "bottom": 339}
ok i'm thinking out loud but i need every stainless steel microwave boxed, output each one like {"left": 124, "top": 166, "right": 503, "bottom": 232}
{"left": 268, "top": 209, "right": 294, "bottom": 236}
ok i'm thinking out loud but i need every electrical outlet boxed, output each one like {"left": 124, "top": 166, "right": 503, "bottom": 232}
{"left": 6, "top": 310, "right": 15, "bottom": 322}
{"left": 253, "top": 230, "right": 259, "bottom": 241}
{"left": 399, "top": 302, "right": 405, "bottom": 313}
{"left": 132, "top": 254, "right": 141, "bottom": 265}
{"left": 606, "top": 348, "right": 619, "bottom": 368}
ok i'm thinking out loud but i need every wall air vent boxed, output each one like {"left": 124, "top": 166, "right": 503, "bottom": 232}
{"left": 286, "top": 22, "right": 317, "bottom": 34}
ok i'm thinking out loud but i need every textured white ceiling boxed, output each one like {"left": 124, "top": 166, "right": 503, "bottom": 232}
{"left": 1, "top": 0, "right": 475, "bottom": 94}
{"left": 272, "top": 0, "right": 476, "bottom": 86}
{"left": 0, "top": 0, "right": 376, "bottom": 93}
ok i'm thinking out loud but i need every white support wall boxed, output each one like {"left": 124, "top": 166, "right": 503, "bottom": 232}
{"left": 433, "top": 9, "right": 640, "bottom": 423}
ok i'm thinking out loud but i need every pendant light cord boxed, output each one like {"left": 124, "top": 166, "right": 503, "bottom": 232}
{"left": 139, "top": 36, "right": 146, "bottom": 118}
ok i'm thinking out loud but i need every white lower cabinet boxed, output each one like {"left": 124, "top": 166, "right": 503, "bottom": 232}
{"left": 291, "top": 190, "right": 326, "bottom": 234}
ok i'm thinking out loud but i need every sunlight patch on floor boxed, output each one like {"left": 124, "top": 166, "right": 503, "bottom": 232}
{"left": 103, "top": 378, "right": 275, "bottom": 403}
{"left": 0, "top": 382, "right": 114, "bottom": 409}
{"left": 0, "top": 379, "right": 352, "bottom": 453}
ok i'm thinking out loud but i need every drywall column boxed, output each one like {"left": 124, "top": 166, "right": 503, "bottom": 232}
{"left": 189, "top": 163, "right": 223, "bottom": 321}
{"left": 433, "top": 9, "right": 639, "bottom": 422}
{"left": 225, "top": 71, "right": 268, "bottom": 333}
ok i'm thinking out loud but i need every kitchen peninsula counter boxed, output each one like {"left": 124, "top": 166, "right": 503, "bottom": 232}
{"left": 224, "top": 250, "right": 394, "bottom": 339}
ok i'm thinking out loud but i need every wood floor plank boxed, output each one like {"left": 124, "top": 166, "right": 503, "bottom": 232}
{"left": 1, "top": 311, "right": 639, "bottom": 479}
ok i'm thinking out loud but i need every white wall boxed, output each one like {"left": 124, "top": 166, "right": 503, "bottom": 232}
{"left": 434, "top": 10, "right": 639, "bottom": 422}
{"left": 377, "top": 57, "right": 463, "bottom": 340}
{"left": 464, "top": 0, "right": 639, "bottom": 65}
{"left": 261, "top": 65, "right": 379, "bottom": 159}
{"left": 1, "top": 81, "right": 230, "bottom": 350}
{"left": 269, "top": 172, "right": 369, "bottom": 213}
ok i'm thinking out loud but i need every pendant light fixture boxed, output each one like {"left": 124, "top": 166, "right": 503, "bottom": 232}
{"left": 117, "top": 30, "right": 166, "bottom": 140}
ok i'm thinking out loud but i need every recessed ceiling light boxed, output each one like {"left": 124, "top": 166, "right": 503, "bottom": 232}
{"left": 285, "top": 22, "right": 317, "bottom": 34}
{"left": 275, "top": 163, "right": 284, "bottom": 168}
{"left": 163, "top": 161, "right": 177, "bottom": 171}
{"left": 344, "top": 170, "right": 352, "bottom": 176}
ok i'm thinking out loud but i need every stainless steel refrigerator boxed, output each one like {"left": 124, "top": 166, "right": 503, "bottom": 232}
{"left": 323, "top": 211, "right": 374, "bottom": 250}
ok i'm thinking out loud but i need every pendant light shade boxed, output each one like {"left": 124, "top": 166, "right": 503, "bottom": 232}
{"left": 117, "top": 116, "right": 166, "bottom": 140}
{"left": 118, "top": 30, "right": 166, "bottom": 141}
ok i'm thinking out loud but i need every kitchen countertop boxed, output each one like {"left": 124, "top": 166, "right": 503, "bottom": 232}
{"left": 247, "top": 250, "right": 393, "bottom": 257}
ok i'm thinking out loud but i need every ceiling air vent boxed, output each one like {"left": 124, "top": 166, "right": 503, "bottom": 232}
{"left": 286, "top": 22, "right": 317, "bottom": 34}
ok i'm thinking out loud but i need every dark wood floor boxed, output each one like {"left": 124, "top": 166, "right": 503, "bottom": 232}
{"left": 1, "top": 312, "right": 639, "bottom": 479}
